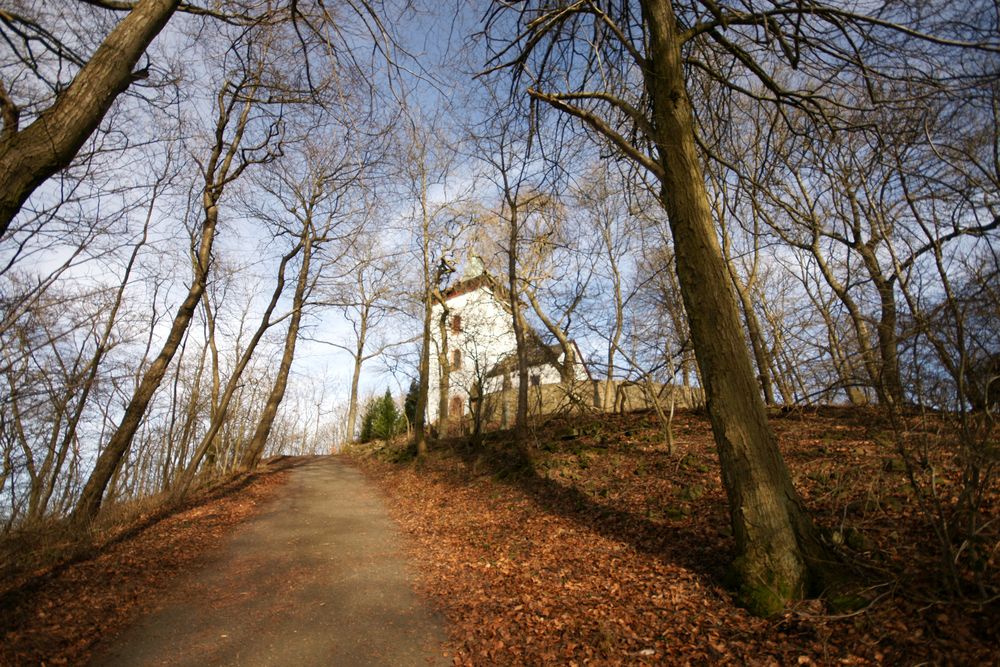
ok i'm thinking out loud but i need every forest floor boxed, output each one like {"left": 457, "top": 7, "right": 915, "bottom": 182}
{"left": 353, "top": 406, "right": 999, "bottom": 666}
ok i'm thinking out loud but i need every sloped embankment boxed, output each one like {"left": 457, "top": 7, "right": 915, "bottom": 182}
{"left": 356, "top": 408, "right": 998, "bottom": 665}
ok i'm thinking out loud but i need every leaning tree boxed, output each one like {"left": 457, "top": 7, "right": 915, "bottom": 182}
{"left": 484, "top": 0, "right": 999, "bottom": 614}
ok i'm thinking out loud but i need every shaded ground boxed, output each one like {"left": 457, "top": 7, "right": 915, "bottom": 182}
{"left": 90, "top": 457, "right": 448, "bottom": 666}
{"left": 354, "top": 407, "right": 999, "bottom": 666}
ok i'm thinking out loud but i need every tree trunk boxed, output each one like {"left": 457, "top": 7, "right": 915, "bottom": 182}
{"left": 240, "top": 232, "right": 313, "bottom": 470}
{"left": 605, "top": 240, "right": 625, "bottom": 409}
{"left": 758, "top": 300, "right": 799, "bottom": 405}
{"left": 345, "top": 308, "right": 369, "bottom": 443}
{"left": 732, "top": 276, "right": 777, "bottom": 405}
{"left": 199, "top": 290, "right": 223, "bottom": 468}
{"left": 507, "top": 210, "right": 529, "bottom": 441}
{"left": 175, "top": 242, "right": 301, "bottom": 495}
{"left": 525, "top": 290, "right": 577, "bottom": 385}
{"left": 640, "top": 0, "right": 831, "bottom": 615}
{"left": 814, "top": 295, "right": 869, "bottom": 405}
{"left": 162, "top": 333, "right": 206, "bottom": 491}
{"left": 413, "top": 295, "right": 431, "bottom": 454}
{"left": 857, "top": 246, "right": 904, "bottom": 405}
{"left": 806, "top": 238, "right": 884, "bottom": 403}
{"left": 435, "top": 296, "right": 452, "bottom": 435}
{"left": 30, "top": 216, "right": 150, "bottom": 522}
{"left": 716, "top": 161, "right": 776, "bottom": 406}
{"left": 411, "top": 202, "right": 434, "bottom": 455}
{"left": 70, "top": 191, "right": 219, "bottom": 524}
{"left": 0, "top": 0, "right": 179, "bottom": 236}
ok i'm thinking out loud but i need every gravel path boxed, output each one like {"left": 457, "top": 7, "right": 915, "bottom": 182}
{"left": 90, "top": 456, "right": 448, "bottom": 666}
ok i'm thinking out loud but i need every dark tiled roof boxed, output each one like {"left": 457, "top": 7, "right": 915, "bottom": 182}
{"left": 486, "top": 335, "right": 562, "bottom": 378}
{"left": 443, "top": 274, "right": 496, "bottom": 300}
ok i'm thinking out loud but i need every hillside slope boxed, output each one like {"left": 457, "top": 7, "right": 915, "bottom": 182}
{"left": 356, "top": 407, "right": 999, "bottom": 665}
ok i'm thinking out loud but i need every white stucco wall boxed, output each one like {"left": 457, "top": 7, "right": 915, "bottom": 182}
{"left": 427, "top": 284, "right": 518, "bottom": 423}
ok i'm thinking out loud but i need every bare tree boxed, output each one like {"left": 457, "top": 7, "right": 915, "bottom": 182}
{"left": 485, "top": 0, "right": 1000, "bottom": 613}
{"left": 399, "top": 114, "right": 471, "bottom": 452}
{"left": 316, "top": 235, "right": 407, "bottom": 443}
{"left": 240, "top": 137, "right": 369, "bottom": 469}
{"left": 71, "top": 51, "right": 281, "bottom": 523}
{"left": 0, "top": 0, "right": 182, "bottom": 236}
{"left": 471, "top": 97, "right": 553, "bottom": 443}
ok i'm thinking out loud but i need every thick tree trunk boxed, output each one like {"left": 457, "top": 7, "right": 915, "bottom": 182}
{"left": 640, "top": 0, "right": 831, "bottom": 615}
{"left": 0, "top": 0, "right": 179, "bottom": 236}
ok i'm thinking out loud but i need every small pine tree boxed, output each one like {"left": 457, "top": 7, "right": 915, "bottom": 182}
{"left": 359, "top": 389, "right": 404, "bottom": 443}
{"left": 359, "top": 397, "right": 377, "bottom": 443}
{"left": 371, "top": 388, "right": 402, "bottom": 441}
{"left": 403, "top": 379, "right": 420, "bottom": 427}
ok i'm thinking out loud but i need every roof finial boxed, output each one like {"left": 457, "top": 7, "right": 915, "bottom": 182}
{"left": 463, "top": 254, "right": 485, "bottom": 279}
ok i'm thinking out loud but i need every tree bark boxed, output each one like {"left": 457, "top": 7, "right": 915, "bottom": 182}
{"left": 0, "top": 0, "right": 179, "bottom": 236}
{"left": 639, "top": 0, "right": 830, "bottom": 615}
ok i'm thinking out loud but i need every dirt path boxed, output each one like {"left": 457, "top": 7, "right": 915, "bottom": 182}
{"left": 90, "top": 456, "right": 448, "bottom": 666}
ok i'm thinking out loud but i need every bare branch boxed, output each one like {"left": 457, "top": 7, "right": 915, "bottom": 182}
{"left": 528, "top": 88, "right": 665, "bottom": 182}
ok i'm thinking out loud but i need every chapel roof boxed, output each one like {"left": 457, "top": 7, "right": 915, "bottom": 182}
{"left": 485, "top": 334, "right": 562, "bottom": 378}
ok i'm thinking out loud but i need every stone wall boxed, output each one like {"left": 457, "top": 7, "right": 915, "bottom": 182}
{"left": 465, "top": 380, "right": 705, "bottom": 431}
